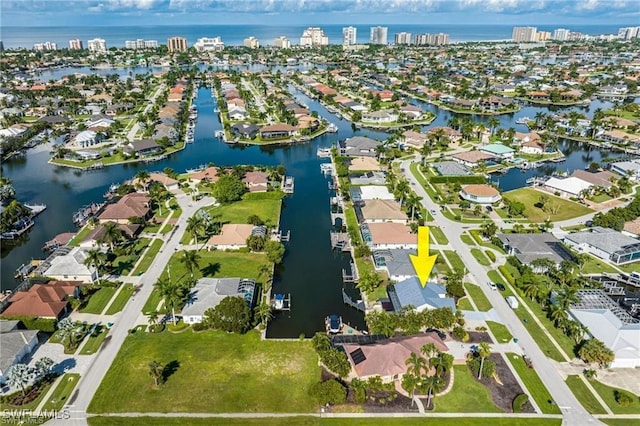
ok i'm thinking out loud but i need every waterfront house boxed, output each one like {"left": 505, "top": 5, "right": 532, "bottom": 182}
{"left": 348, "top": 156, "right": 382, "bottom": 172}
{"left": 98, "top": 193, "right": 151, "bottom": 224}
{"left": 2, "top": 281, "right": 83, "bottom": 319}
{"left": 459, "top": 184, "right": 501, "bottom": 205}
{"left": 350, "top": 171, "right": 387, "bottom": 186}
{"left": 206, "top": 224, "right": 255, "bottom": 250}
{"left": 598, "top": 130, "right": 640, "bottom": 146}
{"left": 570, "top": 169, "right": 616, "bottom": 189}
{"left": 480, "top": 143, "right": 515, "bottom": 160}
{"left": 242, "top": 171, "right": 269, "bottom": 192}
{"left": 610, "top": 160, "right": 640, "bottom": 181}
{"left": 40, "top": 246, "right": 97, "bottom": 283}
{"left": 399, "top": 104, "right": 423, "bottom": 119}
{"left": 362, "top": 110, "right": 398, "bottom": 123}
{"left": 360, "top": 199, "right": 408, "bottom": 224}
{"left": 427, "top": 126, "right": 462, "bottom": 143}
{"left": 0, "top": 321, "right": 39, "bottom": 385}
{"left": 259, "top": 124, "right": 298, "bottom": 139}
{"left": 231, "top": 123, "right": 260, "bottom": 139}
{"left": 543, "top": 176, "right": 592, "bottom": 198}
{"left": 339, "top": 136, "right": 381, "bottom": 157}
{"left": 496, "top": 233, "right": 572, "bottom": 271}
{"left": 372, "top": 249, "right": 416, "bottom": 282}
{"left": 341, "top": 333, "right": 448, "bottom": 382}
{"left": 123, "top": 139, "right": 162, "bottom": 157}
{"left": 188, "top": 166, "right": 220, "bottom": 184}
{"left": 362, "top": 222, "right": 417, "bottom": 250}
{"left": 387, "top": 277, "right": 456, "bottom": 313}
{"left": 86, "top": 114, "right": 114, "bottom": 129}
{"left": 401, "top": 130, "right": 429, "bottom": 148}
{"left": 520, "top": 139, "right": 545, "bottom": 155}
{"left": 433, "top": 161, "right": 471, "bottom": 176}
{"left": 78, "top": 222, "right": 140, "bottom": 248}
{"left": 145, "top": 172, "right": 180, "bottom": 191}
{"left": 451, "top": 151, "right": 495, "bottom": 167}
{"left": 350, "top": 186, "right": 395, "bottom": 202}
{"left": 71, "top": 130, "right": 103, "bottom": 149}
{"left": 182, "top": 278, "right": 256, "bottom": 325}
{"left": 563, "top": 227, "right": 640, "bottom": 265}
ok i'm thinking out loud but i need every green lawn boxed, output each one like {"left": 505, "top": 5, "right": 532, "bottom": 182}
{"left": 443, "top": 250, "right": 466, "bottom": 273}
{"left": 615, "top": 261, "right": 640, "bottom": 274}
{"left": 429, "top": 226, "right": 449, "bottom": 244}
{"left": 80, "top": 326, "right": 109, "bottom": 355}
{"left": 487, "top": 271, "right": 514, "bottom": 297}
{"left": 112, "top": 238, "right": 150, "bottom": 275}
{"left": 507, "top": 353, "right": 561, "bottom": 415}
{"left": 131, "top": 239, "right": 164, "bottom": 276}
{"left": 471, "top": 248, "right": 491, "bottom": 266}
{"left": 433, "top": 365, "right": 502, "bottom": 412}
{"left": 142, "top": 289, "right": 164, "bottom": 315}
{"left": 68, "top": 225, "right": 92, "bottom": 247}
{"left": 502, "top": 188, "right": 593, "bottom": 223}
{"left": 469, "top": 229, "right": 506, "bottom": 253}
{"left": 105, "top": 284, "right": 135, "bottom": 315}
{"left": 564, "top": 375, "right": 607, "bottom": 414}
{"left": 80, "top": 287, "right": 117, "bottom": 314}
{"left": 589, "top": 380, "right": 640, "bottom": 414}
{"left": 464, "top": 283, "right": 492, "bottom": 312}
{"left": 486, "top": 321, "right": 514, "bottom": 344}
{"left": 580, "top": 255, "right": 620, "bottom": 274}
{"left": 88, "top": 418, "right": 562, "bottom": 426}
{"left": 460, "top": 233, "right": 476, "bottom": 246}
{"left": 457, "top": 297, "right": 474, "bottom": 311}
{"left": 41, "top": 373, "right": 80, "bottom": 411}
{"left": 205, "top": 191, "right": 283, "bottom": 227}
{"left": 410, "top": 162, "right": 439, "bottom": 202}
{"left": 88, "top": 330, "right": 320, "bottom": 413}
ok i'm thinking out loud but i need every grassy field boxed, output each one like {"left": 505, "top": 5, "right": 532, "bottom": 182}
{"left": 80, "top": 287, "right": 117, "bottom": 314}
{"left": 486, "top": 321, "right": 514, "bottom": 344}
{"left": 41, "top": 373, "right": 80, "bottom": 411}
{"left": 464, "top": 283, "right": 492, "bottom": 312}
{"left": 105, "top": 284, "right": 135, "bottom": 315}
{"left": 443, "top": 250, "right": 466, "bottom": 273}
{"left": 564, "top": 375, "right": 607, "bottom": 414}
{"left": 80, "top": 326, "right": 109, "bottom": 355}
{"left": 206, "top": 191, "right": 283, "bottom": 226}
{"left": 580, "top": 255, "right": 620, "bottom": 274}
{"left": 460, "top": 233, "right": 476, "bottom": 246}
{"left": 131, "top": 239, "right": 164, "bottom": 276}
{"left": 502, "top": 188, "right": 593, "bottom": 222}
{"left": 589, "top": 380, "right": 640, "bottom": 414}
{"left": 410, "top": 162, "right": 439, "bottom": 202}
{"left": 434, "top": 250, "right": 452, "bottom": 276}
{"left": 88, "top": 417, "right": 562, "bottom": 426}
{"left": 507, "top": 353, "right": 561, "bottom": 415}
{"left": 112, "top": 238, "right": 151, "bottom": 275}
{"left": 433, "top": 365, "right": 502, "bottom": 413}
{"left": 457, "top": 297, "right": 474, "bottom": 311}
{"left": 615, "top": 261, "right": 640, "bottom": 274}
{"left": 429, "top": 226, "right": 449, "bottom": 244}
{"left": 88, "top": 330, "right": 320, "bottom": 413}
{"left": 471, "top": 248, "right": 491, "bottom": 266}
{"left": 142, "top": 289, "right": 164, "bottom": 315}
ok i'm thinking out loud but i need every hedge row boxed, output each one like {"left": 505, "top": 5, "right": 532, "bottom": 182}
{"left": 498, "top": 265, "right": 516, "bottom": 286}
{"left": 430, "top": 175, "right": 488, "bottom": 184}
{"left": 3, "top": 316, "right": 56, "bottom": 332}
{"left": 486, "top": 251, "right": 497, "bottom": 262}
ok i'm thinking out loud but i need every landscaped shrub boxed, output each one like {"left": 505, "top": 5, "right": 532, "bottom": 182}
{"left": 467, "top": 356, "right": 496, "bottom": 379}
{"left": 191, "top": 322, "right": 207, "bottom": 332}
{"left": 498, "top": 265, "right": 515, "bottom": 285}
{"left": 486, "top": 251, "right": 496, "bottom": 262}
{"left": 512, "top": 393, "right": 529, "bottom": 413}
{"left": 614, "top": 390, "right": 635, "bottom": 407}
{"left": 309, "top": 379, "right": 347, "bottom": 405}
{"left": 311, "top": 333, "right": 351, "bottom": 377}
{"left": 452, "top": 325, "right": 469, "bottom": 342}
{"left": 3, "top": 316, "right": 56, "bottom": 332}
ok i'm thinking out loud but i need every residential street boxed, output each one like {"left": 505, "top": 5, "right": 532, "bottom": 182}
{"left": 399, "top": 157, "right": 604, "bottom": 426}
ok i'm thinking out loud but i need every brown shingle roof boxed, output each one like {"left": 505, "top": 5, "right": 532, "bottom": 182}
{"left": 361, "top": 199, "right": 408, "bottom": 221}
{"left": 462, "top": 184, "right": 500, "bottom": 197}
{"left": 206, "top": 224, "right": 253, "bottom": 246}
{"left": 99, "top": 193, "right": 150, "bottom": 221}
{"left": 2, "top": 281, "right": 82, "bottom": 319}
{"left": 368, "top": 223, "right": 416, "bottom": 245}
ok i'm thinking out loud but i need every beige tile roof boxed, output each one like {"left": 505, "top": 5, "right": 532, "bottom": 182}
{"left": 462, "top": 184, "right": 500, "bottom": 197}
{"left": 368, "top": 222, "right": 416, "bottom": 245}
{"left": 207, "top": 224, "right": 254, "bottom": 246}
{"left": 361, "top": 199, "right": 408, "bottom": 221}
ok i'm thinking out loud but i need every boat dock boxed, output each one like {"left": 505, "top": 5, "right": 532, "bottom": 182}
{"left": 281, "top": 176, "right": 295, "bottom": 194}
{"left": 330, "top": 232, "right": 351, "bottom": 252}
{"left": 24, "top": 203, "right": 47, "bottom": 217}
{"left": 342, "top": 289, "right": 365, "bottom": 312}
{"left": 43, "top": 232, "right": 76, "bottom": 252}
{"left": 72, "top": 202, "right": 105, "bottom": 227}
{"left": 320, "top": 163, "right": 334, "bottom": 176}
{"left": 272, "top": 293, "right": 291, "bottom": 311}
{"left": 1, "top": 218, "right": 34, "bottom": 240}
{"left": 317, "top": 148, "right": 332, "bottom": 158}
{"left": 342, "top": 262, "right": 359, "bottom": 284}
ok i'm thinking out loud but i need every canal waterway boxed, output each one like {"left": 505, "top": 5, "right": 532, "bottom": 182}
{"left": 0, "top": 66, "right": 630, "bottom": 337}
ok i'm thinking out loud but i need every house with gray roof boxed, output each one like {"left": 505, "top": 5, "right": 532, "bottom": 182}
{"left": 611, "top": 160, "right": 640, "bottom": 181}
{"left": 373, "top": 249, "right": 416, "bottom": 282}
{"left": 387, "top": 277, "right": 456, "bottom": 313}
{"left": 350, "top": 171, "right": 386, "bottom": 186}
{"left": 563, "top": 227, "right": 640, "bottom": 265}
{"left": 182, "top": 278, "right": 257, "bottom": 324}
{"left": 339, "top": 136, "right": 382, "bottom": 157}
{"left": 0, "top": 320, "right": 39, "bottom": 384}
{"left": 433, "top": 161, "right": 471, "bottom": 176}
{"left": 497, "top": 233, "right": 574, "bottom": 269}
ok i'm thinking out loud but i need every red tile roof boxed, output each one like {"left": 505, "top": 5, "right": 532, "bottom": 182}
{"left": 2, "top": 281, "right": 82, "bottom": 319}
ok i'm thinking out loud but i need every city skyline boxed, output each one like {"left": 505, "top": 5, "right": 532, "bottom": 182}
{"left": 2, "top": 0, "right": 639, "bottom": 27}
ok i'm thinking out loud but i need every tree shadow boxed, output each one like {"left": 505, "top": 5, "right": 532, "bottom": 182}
{"left": 162, "top": 360, "right": 180, "bottom": 384}
{"left": 201, "top": 262, "right": 220, "bottom": 277}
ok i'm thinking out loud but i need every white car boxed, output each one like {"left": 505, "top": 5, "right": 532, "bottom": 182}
{"left": 488, "top": 282, "right": 498, "bottom": 291}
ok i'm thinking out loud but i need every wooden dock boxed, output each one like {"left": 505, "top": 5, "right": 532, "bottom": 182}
{"left": 342, "top": 289, "right": 365, "bottom": 312}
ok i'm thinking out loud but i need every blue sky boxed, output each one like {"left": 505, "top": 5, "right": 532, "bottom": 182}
{"left": 2, "top": 0, "right": 639, "bottom": 26}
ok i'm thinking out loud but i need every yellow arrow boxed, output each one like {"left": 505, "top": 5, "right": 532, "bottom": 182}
{"left": 410, "top": 226, "right": 438, "bottom": 288}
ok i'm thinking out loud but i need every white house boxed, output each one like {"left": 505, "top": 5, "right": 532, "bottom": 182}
{"left": 40, "top": 247, "right": 98, "bottom": 283}
{"left": 543, "top": 176, "right": 592, "bottom": 198}
{"left": 459, "top": 184, "right": 501, "bottom": 204}
{"left": 611, "top": 160, "right": 640, "bottom": 181}
{"left": 72, "top": 130, "right": 101, "bottom": 149}
{"left": 563, "top": 227, "right": 640, "bottom": 265}
{"left": 362, "top": 110, "right": 398, "bottom": 123}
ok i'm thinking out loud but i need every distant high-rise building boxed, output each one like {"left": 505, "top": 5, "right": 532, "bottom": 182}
{"left": 0, "top": 41, "right": 4, "bottom": 52}
{"left": 512, "top": 27, "right": 537, "bottom": 42}
{"left": 125, "top": 39, "right": 157, "bottom": 49}
{"left": 167, "top": 36, "right": 188, "bottom": 52}
{"left": 87, "top": 38, "right": 107, "bottom": 53}
{"left": 273, "top": 36, "right": 291, "bottom": 49}
{"left": 69, "top": 38, "right": 83, "bottom": 50}
{"left": 413, "top": 33, "right": 449, "bottom": 46}
{"left": 342, "top": 26, "right": 357, "bottom": 45}
{"left": 144, "top": 40, "right": 158, "bottom": 49}
{"left": 34, "top": 41, "right": 57, "bottom": 51}
{"left": 618, "top": 26, "right": 640, "bottom": 39}
{"left": 243, "top": 36, "right": 260, "bottom": 49}
{"left": 552, "top": 28, "right": 570, "bottom": 41}
{"left": 395, "top": 32, "right": 412, "bottom": 45}
{"left": 193, "top": 37, "right": 224, "bottom": 52}
{"left": 536, "top": 31, "right": 551, "bottom": 42}
{"left": 370, "top": 26, "right": 388, "bottom": 45}
{"left": 300, "top": 27, "right": 329, "bottom": 46}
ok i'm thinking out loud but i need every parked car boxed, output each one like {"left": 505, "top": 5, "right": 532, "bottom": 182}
{"left": 496, "top": 283, "right": 506, "bottom": 291}
{"left": 488, "top": 282, "right": 498, "bottom": 291}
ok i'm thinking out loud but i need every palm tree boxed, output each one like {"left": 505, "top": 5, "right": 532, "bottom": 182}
{"left": 254, "top": 302, "right": 273, "bottom": 327}
{"left": 135, "top": 169, "right": 151, "bottom": 192}
{"left": 394, "top": 179, "right": 410, "bottom": 206}
{"left": 154, "top": 277, "right": 185, "bottom": 325}
{"left": 100, "top": 221, "right": 123, "bottom": 251}
{"left": 148, "top": 310, "right": 159, "bottom": 326}
{"left": 84, "top": 248, "right": 106, "bottom": 284}
{"left": 179, "top": 250, "right": 201, "bottom": 278}
{"left": 488, "top": 117, "right": 500, "bottom": 135}
{"left": 186, "top": 215, "right": 205, "bottom": 247}
{"left": 548, "top": 303, "right": 568, "bottom": 327}
{"left": 477, "top": 342, "right": 492, "bottom": 380}
{"left": 405, "top": 192, "right": 423, "bottom": 221}
{"left": 424, "top": 373, "right": 444, "bottom": 410}
{"left": 148, "top": 360, "right": 164, "bottom": 387}
{"left": 421, "top": 343, "right": 439, "bottom": 360}
{"left": 556, "top": 287, "right": 579, "bottom": 311}
{"left": 523, "top": 281, "right": 542, "bottom": 302}
{"left": 405, "top": 352, "right": 427, "bottom": 377}
{"left": 34, "top": 357, "right": 55, "bottom": 379}
{"left": 7, "top": 364, "right": 32, "bottom": 396}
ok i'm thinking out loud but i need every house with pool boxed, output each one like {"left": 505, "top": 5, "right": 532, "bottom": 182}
{"left": 480, "top": 143, "right": 515, "bottom": 160}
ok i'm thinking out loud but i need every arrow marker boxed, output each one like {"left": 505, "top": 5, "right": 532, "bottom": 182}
{"left": 410, "top": 226, "right": 438, "bottom": 288}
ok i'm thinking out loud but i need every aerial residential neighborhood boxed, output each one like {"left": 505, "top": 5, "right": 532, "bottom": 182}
{"left": 0, "top": 1, "right": 640, "bottom": 426}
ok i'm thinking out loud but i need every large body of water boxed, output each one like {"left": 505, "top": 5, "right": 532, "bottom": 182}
{"left": 2, "top": 24, "right": 626, "bottom": 49}
{"left": 0, "top": 62, "right": 629, "bottom": 336}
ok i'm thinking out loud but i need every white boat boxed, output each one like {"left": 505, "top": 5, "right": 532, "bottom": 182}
{"left": 317, "top": 148, "right": 331, "bottom": 158}
{"left": 327, "top": 123, "right": 338, "bottom": 133}
{"left": 515, "top": 117, "right": 531, "bottom": 125}
{"left": 325, "top": 315, "right": 343, "bottom": 334}
{"left": 282, "top": 176, "right": 294, "bottom": 194}
{"left": 214, "top": 130, "right": 224, "bottom": 138}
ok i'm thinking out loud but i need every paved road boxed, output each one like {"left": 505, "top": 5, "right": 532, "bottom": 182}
{"left": 126, "top": 84, "right": 165, "bottom": 142}
{"left": 399, "top": 157, "right": 603, "bottom": 426}
{"left": 50, "top": 194, "right": 214, "bottom": 425}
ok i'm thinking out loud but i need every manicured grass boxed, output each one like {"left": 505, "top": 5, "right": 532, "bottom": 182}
{"left": 615, "top": 261, "right": 640, "bottom": 274}
{"left": 433, "top": 365, "right": 502, "bottom": 412}
{"left": 507, "top": 353, "right": 561, "bottom": 415}
{"left": 564, "top": 375, "right": 607, "bottom": 414}
{"left": 88, "top": 418, "right": 562, "bottom": 426}
{"left": 460, "top": 233, "right": 476, "bottom": 246}
{"left": 205, "top": 191, "right": 283, "bottom": 227}
{"left": 41, "top": 373, "right": 80, "bottom": 411}
{"left": 410, "top": 162, "right": 439, "bottom": 202}
{"left": 464, "top": 283, "right": 492, "bottom": 312}
{"left": 471, "top": 248, "right": 491, "bottom": 266}
{"left": 68, "top": 225, "right": 92, "bottom": 247}
{"left": 469, "top": 229, "right": 506, "bottom": 253}
{"left": 142, "top": 289, "right": 164, "bottom": 315}
{"left": 443, "top": 250, "right": 466, "bottom": 273}
{"left": 589, "top": 380, "right": 640, "bottom": 414}
{"left": 105, "top": 284, "right": 135, "bottom": 315}
{"left": 80, "top": 287, "right": 117, "bottom": 314}
{"left": 580, "top": 256, "right": 620, "bottom": 274}
{"left": 429, "top": 226, "right": 449, "bottom": 244}
{"left": 502, "top": 188, "right": 593, "bottom": 223}
{"left": 112, "top": 238, "right": 151, "bottom": 275}
{"left": 457, "top": 297, "right": 474, "bottom": 311}
{"left": 88, "top": 330, "right": 320, "bottom": 413}
{"left": 433, "top": 250, "right": 451, "bottom": 276}
{"left": 601, "top": 420, "right": 640, "bottom": 426}
{"left": 486, "top": 321, "right": 514, "bottom": 343}
{"left": 131, "top": 239, "right": 164, "bottom": 276}
{"left": 80, "top": 326, "right": 109, "bottom": 355}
